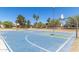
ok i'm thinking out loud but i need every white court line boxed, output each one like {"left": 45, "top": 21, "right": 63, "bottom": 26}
{"left": 0, "top": 32, "right": 13, "bottom": 52}
{"left": 56, "top": 33, "right": 75, "bottom": 52}
{"left": 25, "top": 36, "right": 51, "bottom": 52}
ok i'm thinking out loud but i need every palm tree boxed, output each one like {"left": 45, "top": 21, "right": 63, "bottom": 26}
{"left": 33, "top": 14, "right": 39, "bottom": 28}
{"left": 16, "top": 15, "right": 26, "bottom": 28}
{"left": 33, "top": 14, "right": 39, "bottom": 23}
{"left": 47, "top": 17, "right": 51, "bottom": 28}
{"left": 47, "top": 18, "right": 51, "bottom": 23}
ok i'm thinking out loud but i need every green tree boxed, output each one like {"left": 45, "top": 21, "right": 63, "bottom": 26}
{"left": 47, "top": 19, "right": 61, "bottom": 28}
{"left": 3, "top": 21, "right": 13, "bottom": 28}
{"left": 36, "top": 22, "right": 43, "bottom": 28}
{"left": 0, "top": 21, "right": 2, "bottom": 28}
{"left": 16, "top": 15, "right": 26, "bottom": 28}
{"left": 65, "top": 16, "right": 79, "bottom": 28}
{"left": 0, "top": 21, "right": 2, "bottom": 24}
{"left": 27, "top": 20, "right": 31, "bottom": 28}
{"left": 33, "top": 22, "right": 37, "bottom": 28}
{"left": 50, "top": 20, "right": 60, "bottom": 27}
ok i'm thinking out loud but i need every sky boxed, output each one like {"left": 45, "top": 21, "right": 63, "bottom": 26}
{"left": 0, "top": 7, "right": 53, "bottom": 24}
{"left": 54, "top": 7, "right": 79, "bottom": 24}
{"left": 0, "top": 7, "right": 79, "bottom": 24}
{"left": 54, "top": 7, "right": 79, "bottom": 19}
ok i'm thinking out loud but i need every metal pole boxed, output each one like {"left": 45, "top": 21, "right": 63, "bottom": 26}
{"left": 76, "top": 19, "right": 78, "bottom": 38}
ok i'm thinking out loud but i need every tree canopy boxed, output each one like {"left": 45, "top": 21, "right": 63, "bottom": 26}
{"left": 16, "top": 15, "right": 26, "bottom": 28}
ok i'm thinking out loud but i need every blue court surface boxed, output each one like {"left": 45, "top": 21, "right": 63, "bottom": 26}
{"left": 0, "top": 31, "right": 76, "bottom": 52}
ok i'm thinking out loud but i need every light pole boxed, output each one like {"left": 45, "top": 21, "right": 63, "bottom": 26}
{"left": 60, "top": 14, "right": 64, "bottom": 28}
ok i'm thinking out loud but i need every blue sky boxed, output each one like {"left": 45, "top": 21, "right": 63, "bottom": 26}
{"left": 0, "top": 7, "right": 79, "bottom": 24}
{"left": 0, "top": 7, "right": 53, "bottom": 24}
{"left": 54, "top": 7, "right": 79, "bottom": 19}
{"left": 54, "top": 7, "right": 79, "bottom": 24}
